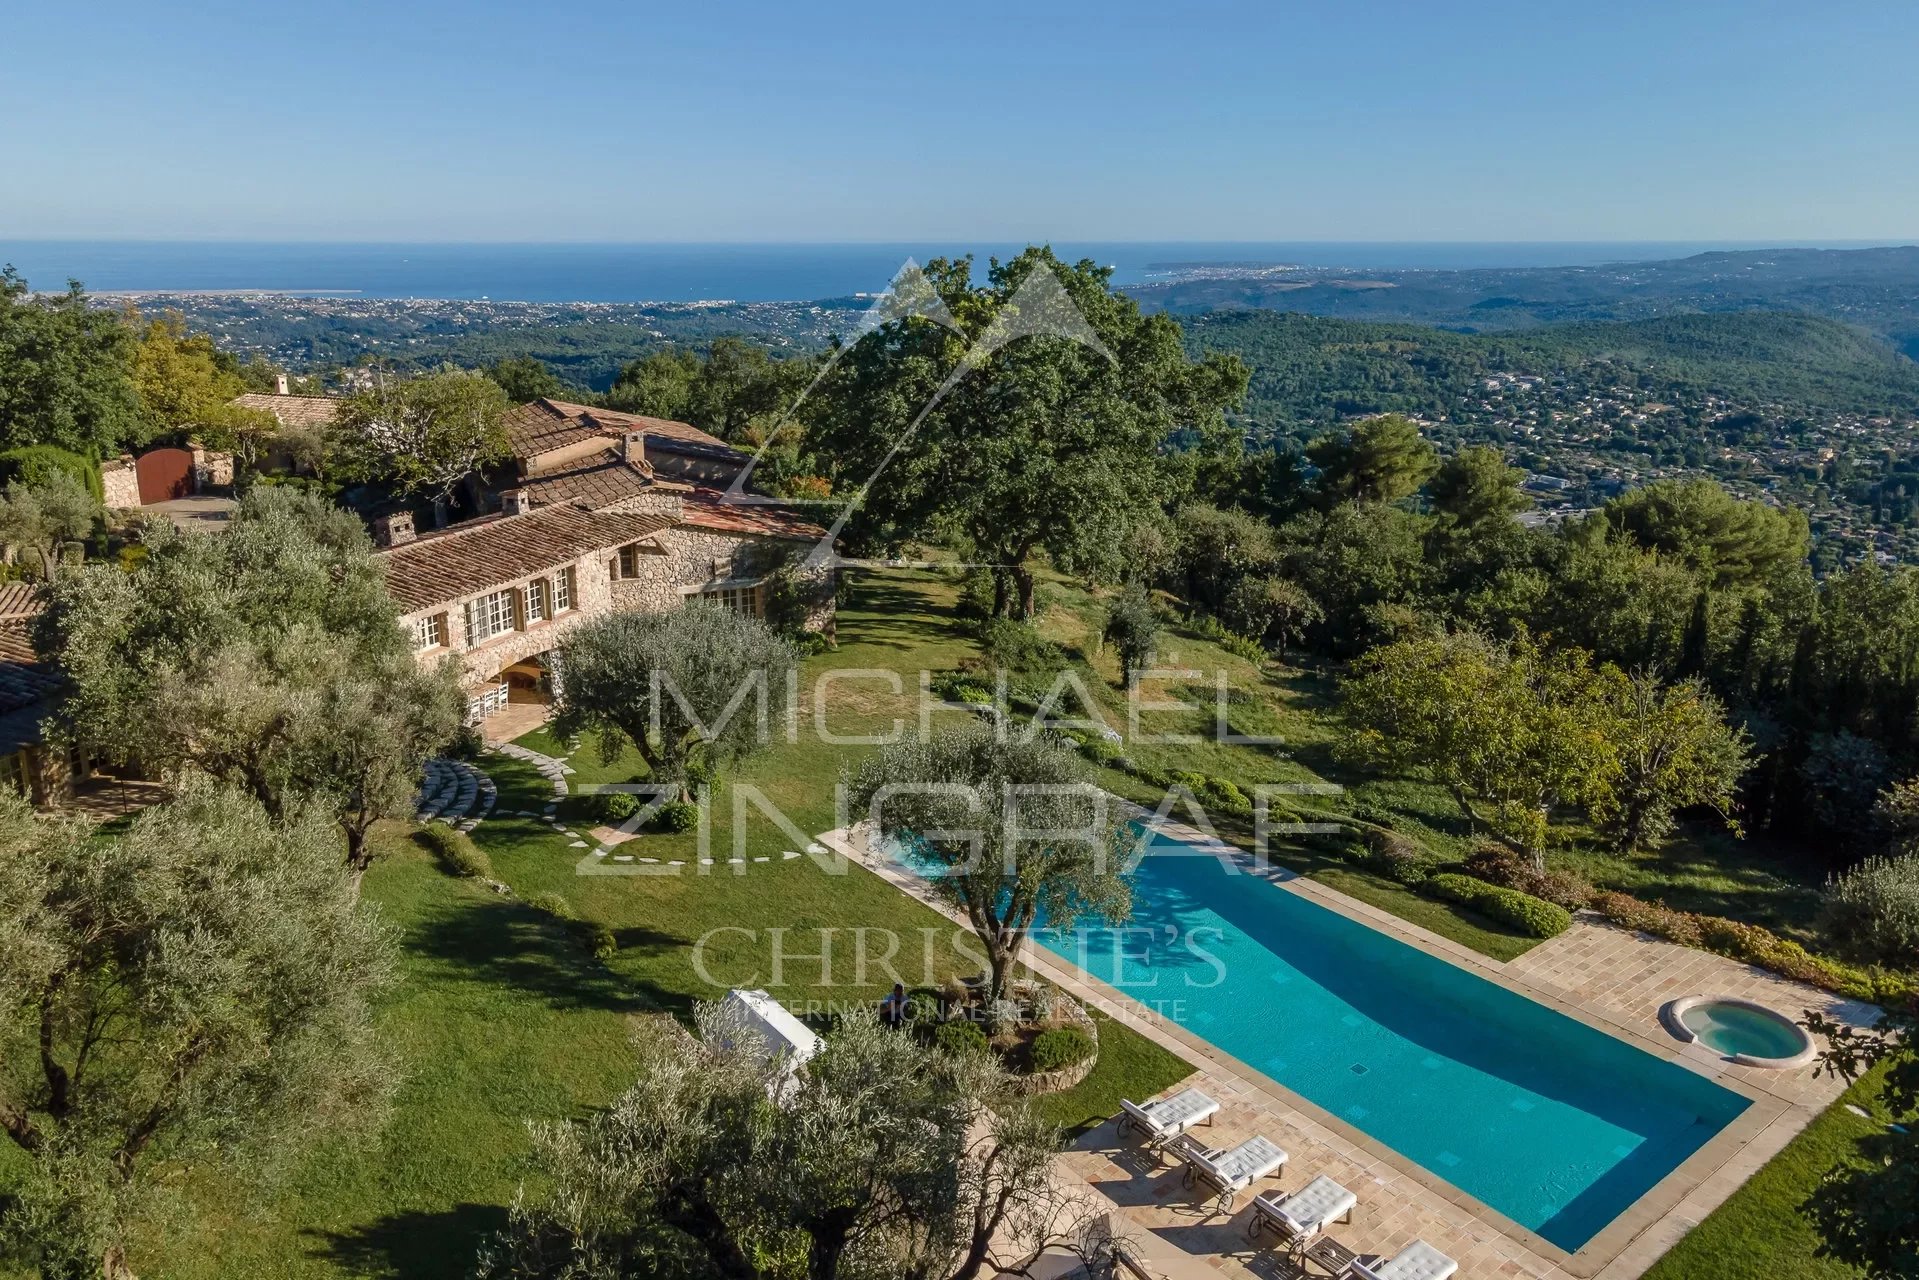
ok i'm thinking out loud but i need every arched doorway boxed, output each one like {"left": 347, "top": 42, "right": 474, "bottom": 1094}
{"left": 134, "top": 448, "right": 195, "bottom": 504}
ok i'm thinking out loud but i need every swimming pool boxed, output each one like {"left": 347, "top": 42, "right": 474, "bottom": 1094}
{"left": 1030, "top": 833, "right": 1751, "bottom": 1252}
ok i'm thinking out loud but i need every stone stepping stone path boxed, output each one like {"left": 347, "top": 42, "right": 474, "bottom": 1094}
{"left": 414, "top": 757, "right": 497, "bottom": 830}
{"left": 491, "top": 740, "right": 574, "bottom": 796}
{"left": 478, "top": 737, "right": 847, "bottom": 875}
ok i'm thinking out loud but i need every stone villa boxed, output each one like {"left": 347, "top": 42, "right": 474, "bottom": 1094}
{"left": 379, "top": 397, "right": 834, "bottom": 730}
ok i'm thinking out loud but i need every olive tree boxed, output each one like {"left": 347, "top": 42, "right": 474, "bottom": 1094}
{"left": 846, "top": 724, "right": 1130, "bottom": 1005}
{"left": 476, "top": 1006, "right": 1103, "bottom": 1280}
{"left": 35, "top": 487, "right": 462, "bottom": 872}
{"left": 0, "top": 783, "right": 397, "bottom": 1279}
{"left": 553, "top": 602, "right": 798, "bottom": 800}
{"left": 0, "top": 471, "right": 100, "bottom": 579}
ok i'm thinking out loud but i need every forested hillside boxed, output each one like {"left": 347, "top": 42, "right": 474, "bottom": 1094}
{"left": 1134, "top": 244, "right": 1919, "bottom": 360}
{"left": 1184, "top": 310, "right": 1919, "bottom": 435}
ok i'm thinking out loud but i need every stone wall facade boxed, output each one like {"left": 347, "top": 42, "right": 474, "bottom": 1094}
{"left": 100, "top": 457, "right": 141, "bottom": 508}
{"left": 400, "top": 516, "right": 836, "bottom": 718}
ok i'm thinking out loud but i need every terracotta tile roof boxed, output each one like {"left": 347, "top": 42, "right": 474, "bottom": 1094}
{"left": 0, "top": 583, "right": 44, "bottom": 620}
{"left": 680, "top": 488, "right": 830, "bottom": 543}
{"left": 231, "top": 392, "right": 340, "bottom": 429}
{"left": 0, "top": 620, "right": 58, "bottom": 716}
{"left": 543, "top": 400, "right": 737, "bottom": 454}
{"left": 505, "top": 399, "right": 747, "bottom": 467}
{"left": 376, "top": 503, "right": 673, "bottom": 613}
{"left": 501, "top": 399, "right": 604, "bottom": 460}
{"left": 519, "top": 448, "right": 690, "bottom": 510}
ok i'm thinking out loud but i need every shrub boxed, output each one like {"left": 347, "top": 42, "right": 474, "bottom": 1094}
{"left": 931, "top": 669, "right": 996, "bottom": 706}
{"left": 1199, "top": 775, "right": 1250, "bottom": 814}
{"left": 1362, "top": 829, "right": 1434, "bottom": 885}
{"left": 592, "top": 790, "right": 641, "bottom": 823}
{"left": 1819, "top": 854, "right": 1919, "bottom": 967}
{"left": 1478, "top": 889, "right": 1573, "bottom": 939}
{"left": 1422, "top": 873, "right": 1571, "bottom": 938}
{"left": 1129, "top": 763, "right": 1173, "bottom": 790}
{"left": 417, "top": 824, "right": 492, "bottom": 879}
{"left": 0, "top": 444, "right": 105, "bottom": 504}
{"left": 789, "top": 629, "right": 833, "bottom": 657}
{"left": 1079, "top": 735, "right": 1123, "bottom": 766}
{"left": 933, "top": 1019, "right": 991, "bottom": 1058}
{"left": 903, "top": 990, "right": 944, "bottom": 1026}
{"left": 1030, "top": 1027, "right": 1096, "bottom": 1073}
{"left": 1589, "top": 891, "right": 1707, "bottom": 948}
{"left": 444, "top": 723, "right": 486, "bottom": 762}
{"left": 1185, "top": 612, "right": 1268, "bottom": 663}
{"left": 583, "top": 922, "right": 618, "bottom": 963}
{"left": 1423, "top": 873, "right": 1489, "bottom": 906}
{"left": 527, "top": 891, "right": 578, "bottom": 922}
{"left": 1462, "top": 842, "right": 1594, "bottom": 910}
{"left": 653, "top": 801, "right": 700, "bottom": 833}
{"left": 978, "top": 618, "right": 1067, "bottom": 677}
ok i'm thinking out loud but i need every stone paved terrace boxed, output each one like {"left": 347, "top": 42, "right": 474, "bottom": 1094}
{"left": 822, "top": 821, "right": 1883, "bottom": 1280}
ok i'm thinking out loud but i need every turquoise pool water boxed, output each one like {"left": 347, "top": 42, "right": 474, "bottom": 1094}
{"left": 1029, "top": 835, "right": 1751, "bottom": 1252}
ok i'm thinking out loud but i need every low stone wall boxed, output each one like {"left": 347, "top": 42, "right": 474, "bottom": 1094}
{"left": 1010, "top": 993, "right": 1100, "bottom": 1096}
{"left": 100, "top": 457, "right": 140, "bottom": 508}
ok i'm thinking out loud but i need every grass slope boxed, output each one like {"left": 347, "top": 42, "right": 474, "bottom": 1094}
{"left": 146, "top": 834, "right": 639, "bottom": 1279}
{"left": 1642, "top": 1066, "right": 1892, "bottom": 1280}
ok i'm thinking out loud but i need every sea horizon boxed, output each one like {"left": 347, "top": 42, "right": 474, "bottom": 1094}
{"left": 3, "top": 238, "right": 1911, "bottom": 305}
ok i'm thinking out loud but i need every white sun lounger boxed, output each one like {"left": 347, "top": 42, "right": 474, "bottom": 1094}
{"left": 1171, "top": 1133, "right": 1288, "bottom": 1210}
{"left": 1351, "top": 1240, "right": 1458, "bottom": 1280}
{"left": 1248, "top": 1174, "right": 1357, "bottom": 1244}
{"left": 1116, "top": 1087, "right": 1220, "bottom": 1146}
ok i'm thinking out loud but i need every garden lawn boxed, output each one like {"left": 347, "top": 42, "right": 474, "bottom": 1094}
{"left": 1641, "top": 1064, "right": 1892, "bottom": 1280}
{"left": 127, "top": 829, "right": 640, "bottom": 1280}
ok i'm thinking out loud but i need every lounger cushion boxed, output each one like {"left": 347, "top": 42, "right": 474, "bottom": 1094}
{"left": 1359, "top": 1240, "right": 1458, "bottom": 1280}
{"left": 1264, "top": 1174, "right": 1357, "bottom": 1235}
{"left": 1185, "top": 1135, "right": 1287, "bottom": 1190}
{"left": 1153, "top": 1087, "right": 1219, "bottom": 1129}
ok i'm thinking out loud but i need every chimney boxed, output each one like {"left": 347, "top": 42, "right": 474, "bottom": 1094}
{"left": 373, "top": 511, "right": 415, "bottom": 547}
{"left": 621, "top": 430, "right": 646, "bottom": 466}
{"left": 501, "top": 489, "right": 530, "bottom": 516}
{"left": 275, "top": 373, "right": 290, "bottom": 396}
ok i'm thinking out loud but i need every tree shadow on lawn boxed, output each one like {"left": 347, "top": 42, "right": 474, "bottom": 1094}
{"left": 839, "top": 579, "right": 968, "bottom": 652}
{"left": 408, "top": 896, "right": 679, "bottom": 1015}
{"left": 306, "top": 1203, "right": 508, "bottom": 1280}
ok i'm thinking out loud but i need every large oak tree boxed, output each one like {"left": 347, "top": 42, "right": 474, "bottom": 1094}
{"left": 809, "top": 247, "right": 1247, "bottom": 618}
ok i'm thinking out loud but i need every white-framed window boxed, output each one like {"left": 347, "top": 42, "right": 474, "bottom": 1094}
{"left": 701, "top": 582, "right": 763, "bottom": 617}
{"left": 552, "top": 566, "right": 573, "bottom": 612}
{"left": 524, "top": 578, "right": 547, "bottom": 625}
{"left": 414, "top": 613, "right": 446, "bottom": 650}
{"left": 464, "top": 589, "right": 515, "bottom": 644}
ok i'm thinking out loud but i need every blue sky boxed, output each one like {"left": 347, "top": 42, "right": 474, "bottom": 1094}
{"left": 5, "top": 0, "right": 1915, "bottom": 242}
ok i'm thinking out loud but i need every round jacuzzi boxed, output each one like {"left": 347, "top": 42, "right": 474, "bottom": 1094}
{"left": 1661, "top": 995, "right": 1816, "bottom": 1068}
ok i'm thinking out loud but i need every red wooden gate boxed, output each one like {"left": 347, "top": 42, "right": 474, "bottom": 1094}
{"left": 134, "top": 448, "right": 194, "bottom": 504}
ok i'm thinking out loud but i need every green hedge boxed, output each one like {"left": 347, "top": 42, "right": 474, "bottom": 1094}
{"left": 654, "top": 801, "right": 700, "bottom": 833}
{"left": 0, "top": 445, "right": 104, "bottom": 504}
{"left": 416, "top": 824, "right": 493, "bottom": 880}
{"left": 592, "top": 791, "right": 641, "bottom": 823}
{"left": 1031, "top": 1027, "right": 1096, "bottom": 1072}
{"left": 933, "top": 1019, "right": 990, "bottom": 1057}
{"left": 1423, "top": 873, "right": 1573, "bottom": 938}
